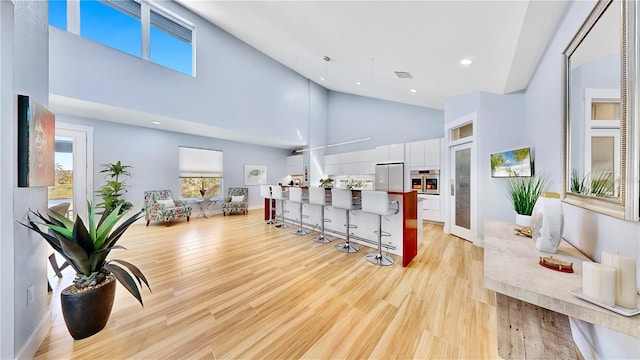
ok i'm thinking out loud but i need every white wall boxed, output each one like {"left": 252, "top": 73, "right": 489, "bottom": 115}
{"left": 308, "top": 81, "right": 329, "bottom": 186}
{"left": 57, "top": 115, "right": 290, "bottom": 211}
{"left": 326, "top": 91, "right": 444, "bottom": 154}
{"left": 525, "top": 0, "right": 640, "bottom": 357}
{"left": 49, "top": 1, "right": 310, "bottom": 148}
{"left": 2, "top": 1, "right": 51, "bottom": 358}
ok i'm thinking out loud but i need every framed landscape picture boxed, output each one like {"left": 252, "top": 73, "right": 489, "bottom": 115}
{"left": 244, "top": 165, "right": 267, "bottom": 185}
{"left": 17, "top": 95, "right": 55, "bottom": 187}
{"left": 490, "top": 147, "right": 533, "bottom": 177}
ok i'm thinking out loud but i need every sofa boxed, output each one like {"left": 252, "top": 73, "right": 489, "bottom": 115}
{"left": 144, "top": 190, "right": 192, "bottom": 226}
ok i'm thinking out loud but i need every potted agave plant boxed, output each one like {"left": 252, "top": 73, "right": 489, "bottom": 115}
{"left": 20, "top": 202, "right": 150, "bottom": 340}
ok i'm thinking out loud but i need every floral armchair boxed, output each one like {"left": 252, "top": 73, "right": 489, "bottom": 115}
{"left": 222, "top": 187, "right": 248, "bottom": 216}
{"left": 144, "top": 190, "right": 192, "bottom": 227}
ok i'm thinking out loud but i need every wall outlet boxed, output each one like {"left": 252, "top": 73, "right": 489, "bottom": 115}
{"left": 27, "top": 285, "right": 34, "bottom": 306}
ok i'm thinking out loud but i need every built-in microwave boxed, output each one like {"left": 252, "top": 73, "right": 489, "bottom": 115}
{"left": 410, "top": 170, "right": 440, "bottom": 195}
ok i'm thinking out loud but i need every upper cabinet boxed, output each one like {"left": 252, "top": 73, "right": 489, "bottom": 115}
{"left": 378, "top": 143, "right": 405, "bottom": 162}
{"left": 408, "top": 138, "right": 442, "bottom": 168}
{"left": 286, "top": 155, "right": 304, "bottom": 175}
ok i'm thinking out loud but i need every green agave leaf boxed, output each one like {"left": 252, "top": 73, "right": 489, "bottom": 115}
{"left": 87, "top": 200, "right": 97, "bottom": 248}
{"left": 95, "top": 204, "right": 126, "bottom": 249}
{"left": 89, "top": 245, "right": 127, "bottom": 271}
{"left": 57, "top": 233, "right": 91, "bottom": 275}
{"left": 71, "top": 216, "right": 96, "bottom": 265}
{"left": 47, "top": 209, "right": 74, "bottom": 232}
{"left": 109, "top": 259, "right": 151, "bottom": 291}
{"left": 103, "top": 210, "right": 144, "bottom": 249}
{"left": 104, "top": 263, "right": 144, "bottom": 306}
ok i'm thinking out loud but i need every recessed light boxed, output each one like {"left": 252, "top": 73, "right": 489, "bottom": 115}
{"left": 460, "top": 58, "right": 473, "bottom": 66}
{"left": 410, "top": 89, "right": 417, "bottom": 93}
{"left": 320, "top": 77, "right": 325, "bottom": 81}
{"left": 151, "top": 121, "right": 160, "bottom": 125}
{"left": 356, "top": 81, "right": 362, "bottom": 86}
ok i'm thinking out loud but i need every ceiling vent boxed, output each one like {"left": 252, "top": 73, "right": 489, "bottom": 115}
{"left": 394, "top": 71, "right": 413, "bottom": 79}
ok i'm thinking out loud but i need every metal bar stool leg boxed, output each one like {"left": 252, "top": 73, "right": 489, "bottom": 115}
{"left": 275, "top": 200, "right": 290, "bottom": 228}
{"left": 366, "top": 215, "right": 394, "bottom": 266}
{"left": 293, "top": 202, "right": 309, "bottom": 235}
{"left": 313, "top": 205, "right": 332, "bottom": 243}
{"left": 266, "top": 197, "right": 275, "bottom": 224}
{"left": 336, "top": 209, "right": 359, "bottom": 253}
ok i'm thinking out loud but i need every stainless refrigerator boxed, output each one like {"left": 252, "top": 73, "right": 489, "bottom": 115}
{"left": 375, "top": 162, "right": 404, "bottom": 192}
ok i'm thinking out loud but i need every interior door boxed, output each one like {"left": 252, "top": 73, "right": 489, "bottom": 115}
{"left": 48, "top": 125, "right": 92, "bottom": 221}
{"left": 450, "top": 142, "right": 474, "bottom": 241}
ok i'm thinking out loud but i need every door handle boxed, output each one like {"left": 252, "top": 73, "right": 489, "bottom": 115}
{"left": 451, "top": 180, "right": 455, "bottom": 196}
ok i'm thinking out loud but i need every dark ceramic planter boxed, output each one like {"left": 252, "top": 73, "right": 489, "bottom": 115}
{"left": 60, "top": 277, "right": 116, "bottom": 340}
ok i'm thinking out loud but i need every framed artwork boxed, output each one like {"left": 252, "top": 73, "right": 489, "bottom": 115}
{"left": 244, "top": 165, "right": 267, "bottom": 185}
{"left": 18, "top": 95, "right": 55, "bottom": 187}
{"left": 490, "top": 147, "right": 533, "bottom": 178}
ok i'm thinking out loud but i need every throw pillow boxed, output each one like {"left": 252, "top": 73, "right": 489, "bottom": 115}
{"left": 157, "top": 199, "right": 175, "bottom": 207}
{"left": 231, "top": 195, "right": 244, "bottom": 203}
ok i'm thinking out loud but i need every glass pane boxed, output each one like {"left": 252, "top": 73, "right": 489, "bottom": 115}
{"left": 455, "top": 148, "right": 471, "bottom": 230}
{"left": 150, "top": 15, "right": 193, "bottom": 75}
{"left": 80, "top": 0, "right": 141, "bottom": 58}
{"left": 591, "top": 102, "right": 620, "bottom": 120}
{"left": 591, "top": 136, "right": 615, "bottom": 196}
{"left": 48, "top": 136, "right": 73, "bottom": 219}
{"left": 180, "top": 178, "right": 222, "bottom": 198}
{"left": 451, "top": 123, "right": 473, "bottom": 141}
{"left": 49, "top": 0, "right": 67, "bottom": 30}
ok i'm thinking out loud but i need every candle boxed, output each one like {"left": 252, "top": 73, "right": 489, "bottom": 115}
{"left": 601, "top": 251, "right": 638, "bottom": 309}
{"left": 582, "top": 262, "right": 616, "bottom": 306}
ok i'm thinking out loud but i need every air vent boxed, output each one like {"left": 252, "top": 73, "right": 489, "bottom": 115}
{"left": 394, "top": 71, "right": 413, "bottom": 79}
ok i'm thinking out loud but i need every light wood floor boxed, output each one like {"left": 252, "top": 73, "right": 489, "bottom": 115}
{"left": 35, "top": 210, "right": 499, "bottom": 359}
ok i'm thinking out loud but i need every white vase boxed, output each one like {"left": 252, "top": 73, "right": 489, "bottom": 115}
{"left": 531, "top": 192, "right": 564, "bottom": 253}
{"left": 515, "top": 214, "right": 531, "bottom": 227}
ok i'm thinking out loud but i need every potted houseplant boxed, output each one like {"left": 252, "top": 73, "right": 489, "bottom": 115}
{"left": 96, "top": 161, "right": 133, "bottom": 214}
{"left": 504, "top": 173, "right": 549, "bottom": 227}
{"left": 20, "top": 202, "right": 150, "bottom": 340}
{"left": 319, "top": 178, "right": 334, "bottom": 188}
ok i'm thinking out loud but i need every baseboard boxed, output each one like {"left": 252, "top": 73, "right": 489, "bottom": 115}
{"left": 17, "top": 311, "right": 51, "bottom": 360}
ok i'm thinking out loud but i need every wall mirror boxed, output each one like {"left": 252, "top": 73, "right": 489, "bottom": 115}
{"left": 563, "top": 0, "right": 639, "bottom": 221}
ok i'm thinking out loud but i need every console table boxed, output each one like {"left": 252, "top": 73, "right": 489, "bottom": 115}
{"left": 484, "top": 221, "right": 639, "bottom": 358}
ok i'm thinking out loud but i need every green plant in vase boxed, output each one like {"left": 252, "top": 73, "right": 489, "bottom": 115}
{"left": 319, "top": 178, "right": 334, "bottom": 188}
{"left": 505, "top": 173, "right": 550, "bottom": 227}
{"left": 97, "top": 161, "right": 133, "bottom": 214}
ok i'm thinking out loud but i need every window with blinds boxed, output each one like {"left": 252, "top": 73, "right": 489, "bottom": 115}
{"left": 50, "top": 0, "right": 195, "bottom": 76}
{"left": 178, "top": 147, "right": 223, "bottom": 198}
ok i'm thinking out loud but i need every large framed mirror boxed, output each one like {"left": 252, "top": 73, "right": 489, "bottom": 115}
{"left": 563, "top": 0, "right": 639, "bottom": 221}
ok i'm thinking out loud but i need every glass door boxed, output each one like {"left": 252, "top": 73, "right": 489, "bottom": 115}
{"left": 450, "top": 142, "right": 474, "bottom": 241}
{"left": 48, "top": 136, "right": 74, "bottom": 218}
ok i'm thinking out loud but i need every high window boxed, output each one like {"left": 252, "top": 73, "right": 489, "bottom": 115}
{"left": 178, "top": 146, "right": 223, "bottom": 198}
{"left": 49, "top": 0, "right": 195, "bottom": 76}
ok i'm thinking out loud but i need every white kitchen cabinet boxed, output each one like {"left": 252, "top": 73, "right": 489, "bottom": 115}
{"left": 424, "top": 138, "right": 442, "bottom": 167}
{"left": 325, "top": 164, "right": 340, "bottom": 176}
{"left": 378, "top": 143, "right": 404, "bottom": 163}
{"left": 324, "top": 154, "right": 340, "bottom": 165}
{"left": 357, "top": 161, "right": 375, "bottom": 175}
{"left": 340, "top": 151, "right": 359, "bottom": 164}
{"left": 358, "top": 149, "right": 377, "bottom": 162}
{"left": 287, "top": 155, "right": 304, "bottom": 175}
{"left": 409, "top": 140, "right": 426, "bottom": 167}
{"left": 420, "top": 194, "right": 442, "bottom": 222}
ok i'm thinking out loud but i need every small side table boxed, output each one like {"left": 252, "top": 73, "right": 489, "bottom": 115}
{"left": 195, "top": 198, "right": 219, "bottom": 218}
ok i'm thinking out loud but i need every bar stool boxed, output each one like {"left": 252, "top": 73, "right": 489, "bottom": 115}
{"left": 271, "top": 186, "right": 290, "bottom": 229}
{"left": 289, "top": 187, "right": 309, "bottom": 235}
{"left": 331, "top": 188, "right": 359, "bottom": 253}
{"left": 260, "top": 185, "right": 275, "bottom": 224}
{"left": 361, "top": 190, "right": 399, "bottom": 266}
{"left": 308, "top": 187, "right": 332, "bottom": 243}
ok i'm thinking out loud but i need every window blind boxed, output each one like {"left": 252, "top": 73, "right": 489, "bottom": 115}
{"left": 178, "top": 147, "right": 223, "bottom": 178}
{"left": 151, "top": 10, "right": 192, "bottom": 43}
{"left": 99, "top": 0, "right": 141, "bottom": 19}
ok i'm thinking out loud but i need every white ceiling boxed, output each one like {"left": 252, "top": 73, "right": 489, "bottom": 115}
{"left": 176, "top": 0, "right": 569, "bottom": 110}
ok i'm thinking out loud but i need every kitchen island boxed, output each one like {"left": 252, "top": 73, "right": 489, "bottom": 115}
{"left": 271, "top": 187, "right": 420, "bottom": 266}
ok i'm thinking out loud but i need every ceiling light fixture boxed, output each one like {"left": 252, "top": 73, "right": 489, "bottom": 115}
{"left": 460, "top": 58, "right": 473, "bottom": 66}
{"left": 410, "top": 89, "right": 417, "bottom": 93}
{"left": 293, "top": 137, "right": 372, "bottom": 154}
{"left": 151, "top": 121, "right": 160, "bottom": 125}
{"left": 322, "top": 56, "right": 331, "bottom": 82}
{"left": 356, "top": 81, "right": 361, "bottom": 86}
